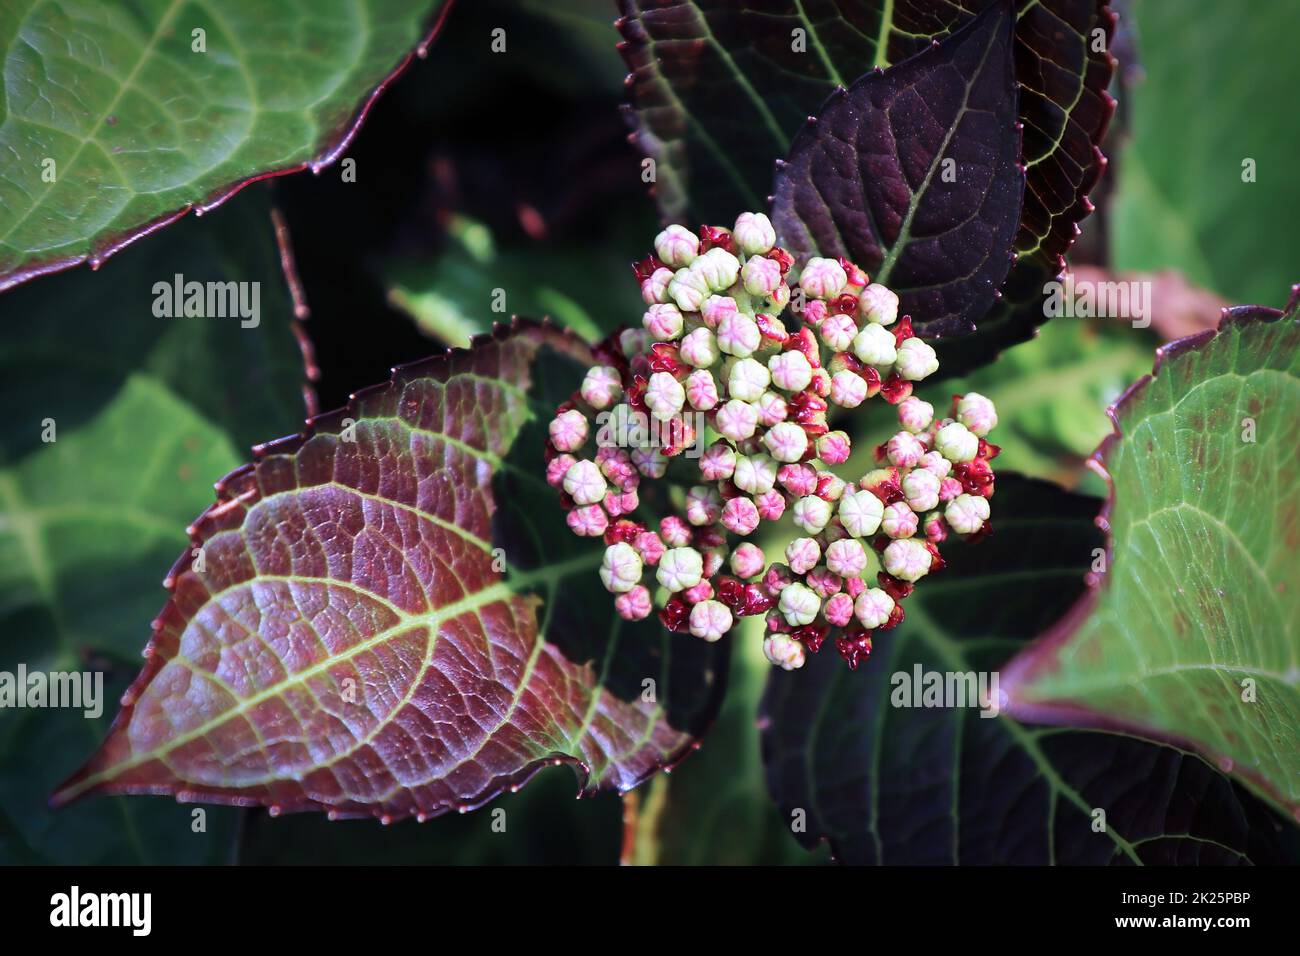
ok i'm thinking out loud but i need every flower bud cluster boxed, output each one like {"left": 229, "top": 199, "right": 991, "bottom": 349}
{"left": 543, "top": 213, "right": 999, "bottom": 670}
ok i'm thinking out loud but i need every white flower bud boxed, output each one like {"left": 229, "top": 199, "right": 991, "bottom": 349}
{"left": 600, "top": 542, "right": 643, "bottom": 593}
{"left": 829, "top": 369, "right": 869, "bottom": 408}
{"left": 733, "top": 453, "right": 778, "bottom": 495}
{"left": 685, "top": 368, "right": 720, "bottom": 410}
{"left": 685, "top": 485, "right": 723, "bottom": 526}
{"left": 694, "top": 247, "right": 741, "bottom": 291}
{"left": 895, "top": 337, "right": 939, "bottom": 381}
{"left": 852, "top": 323, "right": 897, "bottom": 366}
{"left": 945, "top": 493, "right": 990, "bottom": 535}
{"left": 768, "top": 350, "right": 813, "bottom": 392}
{"left": 644, "top": 303, "right": 685, "bottom": 342}
{"left": 798, "top": 257, "right": 847, "bottom": 299}
{"left": 727, "top": 357, "right": 771, "bottom": 402}
{"left": 886, "top": 430, "right": 926, "bottom": 468}
{"left": 854, "top": 587, "right": 895, "bottom": 628}
{"left": 764, "top": 633, "right": 806, "bottom": 670}
{"left": 902, "top": 468, "right": 941, "bottom": 512}
{"left": 716, "top": 311, "right": 761, "bottom": 357}
{"left": 778, "top": 581, "right": 821, "bottom": 627}
{"left": 581, "top": 366, "right": 624, "bottom": 411}
{"left": 563, "top": 459, "right": 607, "bottom": 505}
{"left": 897, "top": 396, "right": 934, "bottom": 433}
{"left": 679, "top": 327, "right": 718, "bottom": 367}
{"left": 733, "top": 212, "right": 777, "bottom": 255}
{"left": 715, "top": 398, "right": 760, "bottom": 441}
{"left": 645, "top": 371, "right": 686, "bottom": 421}
{"left": 818, "top": 313, "right": 857, "bottom": 352}
{"left": 785, "top": 537, "right": 821, "bottom": 574}
{"left": 882, "top": 537, "right": 932, "bottom": 582}
{"left": 838, "top": 489, "right": 884, "bottom": 538}
{"left": 858, "top": 283, "right": 899, "bottom": 325}
{"left": 957, "top": 392, "right": 998, "bottom": 437}
{"left": 667, "top": 267, "right": 710, "bottom": 312}
{"left": 689, "top": 599, "right": 733, "bottom": 641}
{"left": 825, "top": 538, "right": 867, "bottom": 578}
{"left": 741, "top": 255, "right": 782, "bottom": 295}
{"left": 936, "top": 421, "right": 979, "bottom": 463}
{"left": 762, "top": 420, "right": 809, "bottom": 463}
{"left": 792, "top": 495, "right": 833, "bottom": 534}
{"left": 657, "top": 547, "right": 704, "bottom": 592}
{"left": 654, "top": 224, "right": 699, "bottom": 268}
{"left": 755, "top": 389, "right": 789, "bottom": 426}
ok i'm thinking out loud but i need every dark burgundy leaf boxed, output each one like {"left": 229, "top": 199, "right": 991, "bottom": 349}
{"left": 761, "top": 475, "right": 1300, "bottom": 864}
{"left": 772, "top": 0, "right": 1024, "bottom": 336}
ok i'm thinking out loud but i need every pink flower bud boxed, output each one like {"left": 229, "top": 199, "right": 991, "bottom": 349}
{"left": 679, "top": 327, "right": 718, "bottom": 367}
{"left": 924, "top": 513, "right": 948, "bottom": 542}
{"left": 634, "top": 531, "right": 666, "bottom": 565}
{"left": 645, "top": 371, "right": 686, "bottom": 422}
{"left": 655, "top": 224, "right": 699, "bottom": 268}
{"left": 701, "top": 294, "right": 738, "bottom": 329}
{"left": 754, "top": 390, "right": 789, "bottom": 426}
{"left": 730, "top": 542, "right": 765, "bottom": 579}
{"left": 764, "top": 563, "right": 795, "bottom": 594}
{"left": 549, "top": 409, "right": 588, "bottom": 452}
{"left": 825, "top": 538, "right": 867, "bottom": 578}
{"left": 667, "top": 267, "right": 710, "bottom": 312}
{"left": 897, "top": 396, "right": 934, "bottom": 433}
{"left": 939, "top": 476, "right": 963, "bottom": 502}
{"left": 798, "top": 257, "right": 848, "bottom": 299}
{"left": 741, "top": 255, "right": 782, "bottom": 295}
{"left": 886, "top": 431, "right": 926, "bottom": 468}
{"left": 778, "top": 463, "right": 818, "bottom": 496}
{"left": 802, "top": 298, "right": 828, "bottom": 326}
{"left": 641, "top": 267, "right": 673, "bottom": 305}
{"left": 806, "top": 566, "right": 843, "bottom": 599}
{"left": 660, "top": 515, "right": 692, "bottom": 548}
{"left": 716, "top": 311, "right": 761, "bottom": 357}
{"left": 918, "top": 450, "right": 952, "bottom": 479}
{"left": 858, "top": 283, "right": 899, "bottom": 325}
{"left": 815, "top": 472, "right": 847, "bottom": 502}
{"left": 785, "top": 537, "right": 822, "bottom": 574}
{"left": 754, "top": 489, "right": 786, "bottom": 521}
{"left": 881, "top": 501, "right": 919, "bottom": 539}
{"left": 722, "top": 495, "right": 761, "bottom": 535}
{"left": 619, "top": 328, "right": 650, "bottom": 357}
{"left": 615, "top": 585, "right": 653, "bottom": 621}
{"left": 685, "top": 368, "right": 720, "bottom": 411}
{"left": 683, "top": 580, "right": 715, "bottom": 604}
{"left": 632, "top": 447, "right": 668, "bottom": 478}
{"left": 689, "top": 599, "right": 733, "bottom": 641}
{"left": 854, "top": 587, "right": 895, "bottom": 628}
{"left": 824, "top": 592, "right": 855, "bottom": 627}
{"left": 546, "top": 453, "right": 577, "bottom": 488}
{"left": 699, "top": 442, "right": 738, "bottom": 481}
{"left": 701, "top": 548, "right": 725, "bottom": 577}
{"left": 581, "top": 366, "right": 624, "bottom": 410}
{"left": 685, "top": 485, "right": 723, "bottom": 526}
{"left": 957, "top": 392, "right": 998, "bottom": 437}
{"left": 818, "top": 313, "right": 857, "bottom": 352}
{"left": 816, "top": 430, "right": 852, "bottom": 465}
{"left": 643, "top": 303, "right": 685, "bottom": 341}
{"left": 567, "top": 504, "right": 608, "bottom": 537}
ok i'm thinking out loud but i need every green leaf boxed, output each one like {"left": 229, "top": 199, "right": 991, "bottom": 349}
{"left": 0, "top": 188, "right": 307, "bottom": 863}
{"left": 1110, "top": 0, "right": 1300, "bottom": 306}
{"left": 0, "top": 0, "right": 448, "bottom": 291}
{"left": 52, "top": 322, "right": 729, "bottom": 821}
{"left": 1003, "top": 296, "right": 1300, "bottom": 821}
{"left": 761, "top": 475, "right": 1300, "bottom": 863}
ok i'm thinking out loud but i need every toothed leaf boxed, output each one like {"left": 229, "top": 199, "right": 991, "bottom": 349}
{"left": 53, "top": 323, "right": 728, "bottom": 821}
{"left": 0, "top": 0, "right": 448, "bottom": 291}
{"left": 761, "top": 475, "right": 1300, "bottom": 864}
{"left": 1003, "top": 296, "right": 1300, "bottom": 821}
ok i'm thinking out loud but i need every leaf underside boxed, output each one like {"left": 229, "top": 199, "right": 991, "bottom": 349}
{"left": 761, "top": 475, "right": 1300, "bottom": 864}
{"left": 0, "top": 0, "right": 448, "bottom": 291}
{"left": 54, "top": 322, "right": 728, "bottom": 821}
{"left": 1003, "top": 291, "right": 1300, "bottom": 821}
{"left": 772, "top": 0, "right": 1023, "bottom": 337}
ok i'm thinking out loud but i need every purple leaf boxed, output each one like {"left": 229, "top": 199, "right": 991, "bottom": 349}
{"left": 772, "top": 0, "right": 1024, "bottom": 336}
